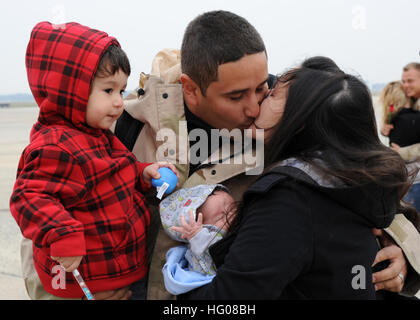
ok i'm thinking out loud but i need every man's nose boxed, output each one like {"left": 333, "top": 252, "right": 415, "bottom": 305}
{"left": 244, "top": 94, "right": 260, "bottom": 119}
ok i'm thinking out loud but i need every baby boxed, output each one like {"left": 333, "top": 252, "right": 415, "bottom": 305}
{"left": 161, "top": 184, "right": 236, "bottom": 276}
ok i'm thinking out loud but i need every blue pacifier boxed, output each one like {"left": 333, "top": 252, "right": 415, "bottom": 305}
{"left": 151, "top": 167, "right": 178, "bottom": 199}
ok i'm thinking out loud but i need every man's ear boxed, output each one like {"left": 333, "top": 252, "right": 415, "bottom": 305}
{"left": 181, "top": 74, "right": 202, "bottom": 110}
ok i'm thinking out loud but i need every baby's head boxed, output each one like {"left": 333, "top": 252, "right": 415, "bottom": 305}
{"left": 160, "top": 184, "right": 238, "bottom": 242}
{"left": 86, "top": 45, "right": 131, "bottom": 130}
{"left": 196, "top": 186, "right": 237, "bottom": 231}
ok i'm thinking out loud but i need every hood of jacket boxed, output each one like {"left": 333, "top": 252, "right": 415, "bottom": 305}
{"left": 268, "top": 158, "right": 398, "bottom": 229}
{"left": 26, "top": 21, "right": 119, "bottom": 135}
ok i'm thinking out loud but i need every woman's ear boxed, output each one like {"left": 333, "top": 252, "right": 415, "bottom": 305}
{"left": 181, "top": 74, "right": 202, "bottom": 111}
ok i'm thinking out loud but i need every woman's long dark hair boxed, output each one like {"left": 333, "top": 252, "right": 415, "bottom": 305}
{"left": 262, "top": 56, "right": 419, "bottom": 228}
{"left": 228, "top": 57, "right": 419, "bottom": 234}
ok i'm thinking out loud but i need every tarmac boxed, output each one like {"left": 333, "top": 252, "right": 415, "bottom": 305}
{"left": 0, "top": 106, "right": 37, "bottom": 300}
{"left": 0, "top": 103, "right": 418, "bottom": 300}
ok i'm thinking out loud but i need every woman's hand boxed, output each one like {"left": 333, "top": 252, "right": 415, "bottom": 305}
{"left": 372, "top": 228, "right": 407, "bottom": 292}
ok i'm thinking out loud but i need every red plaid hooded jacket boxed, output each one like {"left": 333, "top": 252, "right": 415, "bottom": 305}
{"left": 10, "top": 22, "right": 151, "bottom": 298}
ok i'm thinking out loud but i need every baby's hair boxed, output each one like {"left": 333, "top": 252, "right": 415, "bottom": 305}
{"left": 203, "top": 199, "right": 239, "bottom": 253}
{"left": 380, "top": 81, "right": 408, "bottom": 124}
{"left": 210, "top": 185, "right": 231, "bottom": 196}
{"left": 95, "top": 44, "right": 131, "bottom": 78}
{"left": 224, "top": 201, "right": 239, "bottom": 227}
{"left": 206, "top": 186, "right": 238, "bottom": 231}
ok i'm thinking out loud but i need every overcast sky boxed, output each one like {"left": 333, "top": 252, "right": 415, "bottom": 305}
{"left": 0, "top": 0, "right": 419, "bottom": 95}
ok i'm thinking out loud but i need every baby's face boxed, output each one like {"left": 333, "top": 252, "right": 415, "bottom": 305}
{"left": 198, "top": 191, "right": 236, "bottom": 231}
{"left": 248, "top": 82, "right": 288, "bottom": 142}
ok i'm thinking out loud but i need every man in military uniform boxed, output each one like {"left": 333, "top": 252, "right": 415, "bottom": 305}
{"left": 115, "top": 11, "right": 420, "bottom": 299}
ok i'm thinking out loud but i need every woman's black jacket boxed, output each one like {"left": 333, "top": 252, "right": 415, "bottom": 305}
{"left": 181, "top": 165, "right": 397, "bottom": 300}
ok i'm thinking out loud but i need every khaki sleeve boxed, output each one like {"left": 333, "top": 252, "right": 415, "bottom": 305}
{"left": 398, "top": 143, "right": 420, "bottom": 162}
{"left": 384, "top": 214, "right": 420, "bottom": 296}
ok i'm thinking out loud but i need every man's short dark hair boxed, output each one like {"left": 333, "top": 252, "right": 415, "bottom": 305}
{"left": 181, "top": 10, "right": 266, "bottom": 95}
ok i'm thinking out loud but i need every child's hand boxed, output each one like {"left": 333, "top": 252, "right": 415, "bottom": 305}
{"left": 51, "top": 256, "right": 83, "bottom": 272}
{"left": 142, "top": 162, "right": 180, "bottom": 185}
{"left": 171, "top": 210, "right": 203, "bottom": 240}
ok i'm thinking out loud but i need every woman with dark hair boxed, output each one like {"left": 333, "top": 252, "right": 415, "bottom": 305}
{"left": 181, "top": 57, "right": 418, "bottom": 299}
